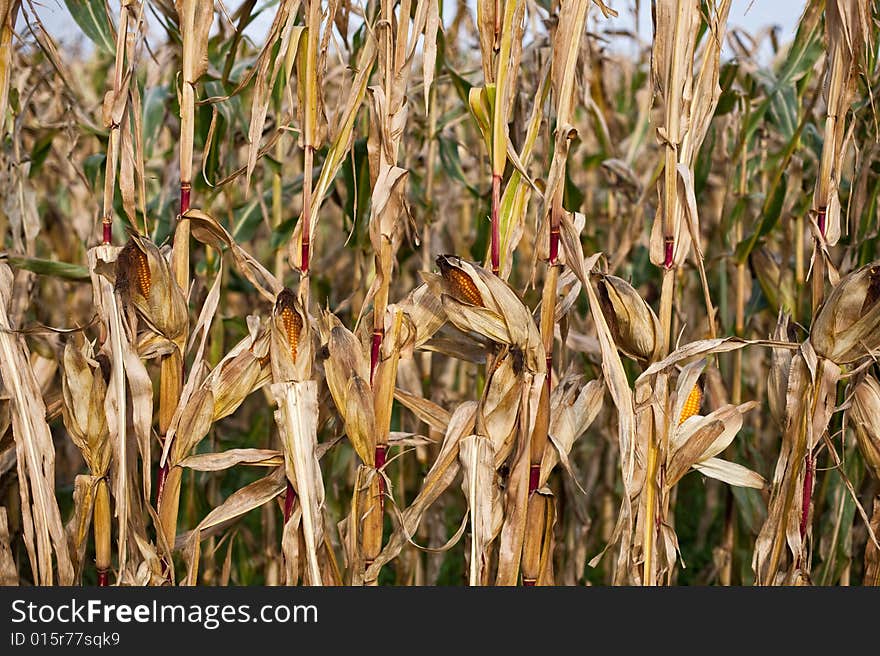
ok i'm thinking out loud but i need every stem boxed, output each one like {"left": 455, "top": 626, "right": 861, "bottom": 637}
{"left": 375, "top": 443, "right": 387, "bottom": 506}
{"left": 733, "top": 143, "right": 747, "bottom": 404}
{"left": 272, "top": 136, "right": 284, "bottom": 278}
{"left": 642, "top": 415, "right": 658, "bottom": 587}
{"left": 301, "top": 145, "right": 314, "bottom": 273}
{"left": 94, "top": 478, "right": 111, "bottom": 587}
{"left": 800, "top": 454, "right": 813, "bottom": 538}
{"left": 719, "top": 488, "right": 735, "bottom": 585}
{"left": 491, "top": 174, "right": 501, "bottom": 275}
{"left": 658, "top": 267, "right": 675, "bottom": 356}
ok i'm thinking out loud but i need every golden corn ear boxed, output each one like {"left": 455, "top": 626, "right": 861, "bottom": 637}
{"left": 116, "top": 240, "right": 151, "bottom": 298}
{"left": 437, "top": 255, "right": 484, "bottom": 307}
{"left": 679, "top": 384, "right": 702, "bottom": 425}
{"left": 275, "top": 289, "right": 303, "bottom": 361}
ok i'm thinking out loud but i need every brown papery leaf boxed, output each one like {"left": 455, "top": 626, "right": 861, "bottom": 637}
{"left": 692, "top": 458, "right": 765, "bottom": 490}
{"left": 177, "top": 469, "right": 287, "bottom": 551}
{"left": 272, "top": 380, "right": 325, "bottom": 585}
{"left": 541, "top": 377, "right": 604, "bottom": 489}
{"left": 178, "top": 449, "right": 284, "bottom": 472}
{"left": 0, "top": 263, "right": 74, "bottom": 584}
{"left": 0, "top": 506, "right": 17, "bottom": 585}
{"left": 365, "top": 402, "right": 477, "bottom": 579}
{"left": 460, "top": 434, "right": 503, "bottom": 585}
{"left": 393, "top": 388, "right": 451, "bottom": 433}
{"left": 244, "top": 3, "right": 303, "bottom": 189}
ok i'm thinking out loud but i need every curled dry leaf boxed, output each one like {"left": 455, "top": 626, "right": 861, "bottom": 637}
{"left": 365, "top": 402, "right": 477, "bottom": 580}
{"left": 60, "top": 339, "right": 110, "bottom": 476}
{"left": 768, "top": 313, "right": 795, "bottom": 428}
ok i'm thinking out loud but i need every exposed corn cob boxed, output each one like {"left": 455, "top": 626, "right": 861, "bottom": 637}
{"left": 275, "top": 289, "right": 303, "bottom": 361}
{"left": 679, "top": 384, "right": 703, "bottom": 425}
{"left": 116, "top": 240, "right": 151, "bottom": 299}
{"left": 437, "top": 255, "right": 485, "bottom": 307}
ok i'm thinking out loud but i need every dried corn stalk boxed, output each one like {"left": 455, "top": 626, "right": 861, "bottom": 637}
{"left": 811, "top": 0, "right": 873, "bottom": 249}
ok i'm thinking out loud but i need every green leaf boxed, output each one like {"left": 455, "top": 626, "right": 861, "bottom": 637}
{"left": 735, "top": 175, "right": 787, "bottom": 262}
{"left": 83, "top": 153, "right": 106, "bottom": 192}
{"left": 5, "top": 255, "right": 89, "bottom": 281}
{"left": 64, "top": 0, "right": 115, "bottom": 56}
{"left": 143, "top": 85, "right": 171, "bottom": 154}
{"left": 29, "top": 130, "right": 57, "bottom": 176}
{"left": 232, "top": 197, "right": 264, "bottom": 244}
{"left": 437, "top": 135, "right": 480, "bottom": 197}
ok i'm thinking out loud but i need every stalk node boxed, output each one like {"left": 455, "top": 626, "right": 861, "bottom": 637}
{"left": 528, "top": 464, "right": 540, "bottom": 494}
{"left": 663, "top": 237, "right": 675, "bottom": 269}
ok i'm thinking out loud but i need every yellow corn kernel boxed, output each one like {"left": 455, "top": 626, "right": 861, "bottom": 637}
{"left": 437, "top": 256, "right": 484, "bottom": 307}
{"left": 117, "top": 241, "right": 151, "bottom": 298}
{"left": 678, "top": 384, "right": 702, "bottom": 425}
{"left": 275, "top": 289, "right": 303, "bottom": 361}
{"left": 281, "top": 308, "right": 302, "bottom": 360}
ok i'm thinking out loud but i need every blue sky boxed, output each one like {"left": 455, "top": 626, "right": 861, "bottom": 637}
{"left": 27, "top": 0, "right": 802, "bottom": 60}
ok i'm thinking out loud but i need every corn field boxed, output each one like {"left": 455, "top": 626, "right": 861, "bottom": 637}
{"left": 0, "top": 0, "right": 878, "bottom": 588}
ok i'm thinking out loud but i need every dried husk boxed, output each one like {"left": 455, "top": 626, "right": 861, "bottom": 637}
{"left": 427, "top": 255, "right": 544, "bottom": 372}
{"left": 60, "top": 339, "right": 111, "bottom": 476}
{"left": 594, "top": 274, "right": 662, "bottom": 363}
{"left": 320, "top": 311, "right": 374, "bottom": 464}
{"left": 768, "top": 313, "right": 795, "bottom": 428}
{"left": 810, "top": 262, "right": 880, "bottom": 364}
{"left": 851, "top": 375, "right": 880, "bottom": 481}
{"left": 116, "top": 235, "right": 188, "bottom": 352}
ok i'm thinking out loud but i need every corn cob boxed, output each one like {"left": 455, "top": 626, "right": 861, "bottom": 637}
{"left": 679, "top": 384, "right": 703, "bottom": 425}
{"left": 437, "top": 255, "right": 484, "bottom": 307}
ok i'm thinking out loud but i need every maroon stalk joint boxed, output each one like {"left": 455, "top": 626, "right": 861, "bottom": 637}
{"left": 283, "top": 481, "right": 296, "bottom": 523}
{"left": 97, "top": 569, "right": 109, "bottom": 587}
{"left": 528, "top": 464, "right": 541, "bottom": 495}
{"left": 370, "top": 329, "right": 383, "bottom": 384}
{"left": 549, "top": 226, "right": 560, "bottom": 265}
{"left": 180, "top": 181, "right": 191, "bottom": 216}
{"left": 663, "top": 236, "right": 675, "bottom": 269}
{"left": 301, "top": 238, "right": 310, "bottom": 274}
{"left": 816, "top": 206, "right": 827, "bottom": 239}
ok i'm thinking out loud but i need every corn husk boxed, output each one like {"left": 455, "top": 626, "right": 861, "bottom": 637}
{"left": 851, "top": 375, "right": 880, "bottom": 481}
{"left": 594, "top": 274, "right": 662, "bottom": 363}
{"left": 116, "top": 235, "right": 188, "bottom": 352}
{"left": 810, "top": 262, "right": 880, "bottom": 364}
{"left": 427, "top": 255, "right": 544, "bottom": 372}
